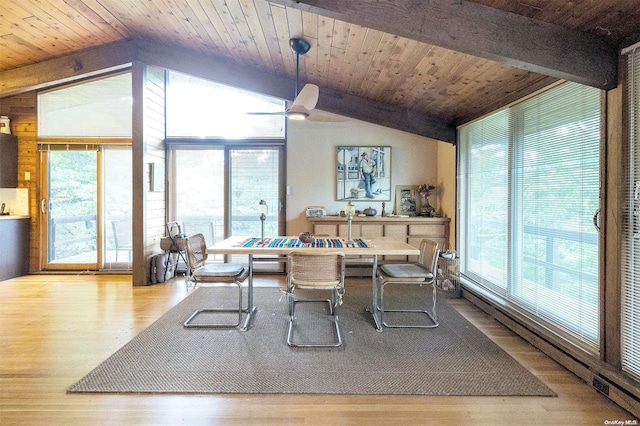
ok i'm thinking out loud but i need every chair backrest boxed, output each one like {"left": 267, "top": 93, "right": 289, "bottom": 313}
{"left": 181, "top": 220, "right": 215, "bottom": 245}
{"left": 288, "top": 251, "right": 345, "bottom": 286}
{"left": 185, "top": 233, "right": 208, "bottom": 270}
{"left": 416, "top": 239, "right": 439, "bottom": 274}
{"left": 166, "top": 221, "right": 184, "bottom": 238}
{"left": 110, "top": 220, "right": 132, "bottom": 249}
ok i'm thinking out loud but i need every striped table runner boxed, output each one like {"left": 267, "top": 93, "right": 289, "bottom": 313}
{"left": 239, "top": 237, "right": 369, "bottom": 248}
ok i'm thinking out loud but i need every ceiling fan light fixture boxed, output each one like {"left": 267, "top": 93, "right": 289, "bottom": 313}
{"left": 286, "top": 111, "right": 309, "bottom": 120}
{"left": 286, "top": 105, "right": 310, "bottom": 120}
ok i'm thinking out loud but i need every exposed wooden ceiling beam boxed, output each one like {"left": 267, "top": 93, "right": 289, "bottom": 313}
{"left": 0, "top": 40, "right": 455, "bottom": 142}
{"left": 270, "top": 0, "right": 618, "bottom": 90}
{"left": 0, "top": 42, "right": 136, "bottom": 96}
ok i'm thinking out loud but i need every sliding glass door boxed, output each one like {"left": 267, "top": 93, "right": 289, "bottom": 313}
{"left": 458, "top": 81, "right": 601, "bottom": 352}
{"left": 41, "top": 145, "right": 132, "bottom": 271}
{"left": 171, "top": 144, "right": 284, "bottom": 269}
{"left": 102, "top": 147, "right": 133, "bottom": 270}
{"left": 43, "top": 149, "right": 98, "bottom": 269}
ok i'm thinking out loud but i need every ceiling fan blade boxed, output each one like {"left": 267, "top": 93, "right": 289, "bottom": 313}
{"left": 291, "top": 84, "right": 319, "bottom": 112}
{"left": 244, "top": 111, "right": 284, "bottom": 116}
{"left": 306, "top": 111, "right": 349, "bottom": 122}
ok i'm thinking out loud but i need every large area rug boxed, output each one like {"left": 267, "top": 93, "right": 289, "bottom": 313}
{"left": 68, "top": 285, "right": 556, "bottom": 396}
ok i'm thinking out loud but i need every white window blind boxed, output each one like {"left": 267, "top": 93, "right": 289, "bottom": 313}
{"left": 621, "top": 46, "right": 640, "bottom": 382}
{"left": 459, "top": 110, "right": 510, "bottom": 293}
{"left": 459, "top": 81, "right": 601, "bottom": 352}
{"left": 510, "top": 83, "right": 600, "bottom": 348}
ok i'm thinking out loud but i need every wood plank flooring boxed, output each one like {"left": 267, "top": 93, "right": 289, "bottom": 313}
{"left": 0, "top": 274, "right": 634, "bottom": 425}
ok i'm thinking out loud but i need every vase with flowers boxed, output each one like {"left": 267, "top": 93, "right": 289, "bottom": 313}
{"left": 417, "top": 184, "right": 436, "bottom": 216}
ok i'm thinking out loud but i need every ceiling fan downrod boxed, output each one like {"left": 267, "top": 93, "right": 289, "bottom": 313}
{"left": 289, "top": 38, "right": 311, "bottom": 97}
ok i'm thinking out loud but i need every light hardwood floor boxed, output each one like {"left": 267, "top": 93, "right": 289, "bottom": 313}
{"left": 0, "top": 274, "right": 635, "bottom": 425}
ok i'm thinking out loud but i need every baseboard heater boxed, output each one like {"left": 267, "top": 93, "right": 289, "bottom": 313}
{"left": 461, "top": 285, "right": 640, "bottom": 418}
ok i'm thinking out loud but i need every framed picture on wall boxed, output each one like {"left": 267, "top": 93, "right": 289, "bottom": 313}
{"left": 336, "top": 146, "right": 391, "bottom": 201}
{"left": 395, "top": 185, "right": 418, "bottom": 216}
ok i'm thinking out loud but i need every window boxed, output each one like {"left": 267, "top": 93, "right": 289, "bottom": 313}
{"left": 37, "top": 72, "right": 133, "bottom": 272}
{"left": 459, "top": 81, "right": 601, "bottom": 351}
{"left": 166, "top": 71, "right": 286, "bottom": 139}
{"left": 167, "top": 74, "right": 285, "bottom": 271}
{"left": 621, "top": 46, "right": 640, "bottom": 382}
{"left": 38, "top": 72, "right": 132, "bottom": 137}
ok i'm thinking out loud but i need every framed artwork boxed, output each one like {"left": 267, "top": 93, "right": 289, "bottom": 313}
{"left": 336, "top": 146, "right": 391, "bottom": 201}
{"left": 395, "top": 185, "right": 418, "bottom": 216}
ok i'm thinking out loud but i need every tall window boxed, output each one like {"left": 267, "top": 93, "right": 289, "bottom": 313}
{"left": 622, "top": 46, "right": 640, "bottom": 382}
{"left": 37, "top": 72, "right": 132, "bottom": 272}
{"left": 166, "top": 72, "right": 285, "bottom": 270}
{"left": 459, "top": 81, "right": 601, "bottom": 351}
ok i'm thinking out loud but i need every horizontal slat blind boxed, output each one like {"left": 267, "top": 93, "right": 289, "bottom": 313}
{"left": 510, "top": 82, "right": 600, "bottom": 349}
{"left": 459, "top": 110, "right": 510, "bottom": 293}
{"left": 459, "top": 81, "right": 601, "bottom": 352}
{"left": 621, "top": 48, "right": 640, "bottom": 381}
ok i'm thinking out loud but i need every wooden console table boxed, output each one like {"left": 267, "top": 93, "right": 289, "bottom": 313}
{"left": 307, "top": 215, "right": 450, "bottom": 262}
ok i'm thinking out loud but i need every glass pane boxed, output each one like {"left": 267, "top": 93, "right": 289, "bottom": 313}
{"left": 460, "top": 110, "right": 510, "bottom": 292}
{"left": 103, "top": 147, "right": 132, "bottom": 270}
{"left": 48, "top": 151, "right": 97, "bottom": 264}
{"left": 229, "top": 149, "right": 280, "bottom": 238}
{"left": 511, "top": 83, "right": 600, "bottom": 346}
{"left": 174, "top": 148, "right": 225, "bottom": 251}
{"left": 621, "top": 50, "right": 640, "bottom": 381}
{"left": 38, "top": 73, "right": 132, "bottom": 137}
{"left": 166, "top": 71, "right": 285, "bottom": 139}
{"left": 458, "top": 81, "right": 601, "bottom": 352}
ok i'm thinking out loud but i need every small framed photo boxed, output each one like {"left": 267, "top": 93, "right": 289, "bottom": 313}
{"left": 395, "top": 185, "right": 418, "bottom": 216}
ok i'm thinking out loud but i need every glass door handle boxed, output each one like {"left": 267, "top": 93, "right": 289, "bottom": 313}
{"left": 593, "top": 208, "right": 600, "bottom": 232}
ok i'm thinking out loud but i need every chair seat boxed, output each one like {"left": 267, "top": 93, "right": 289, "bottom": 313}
{"left": 380, "top": 263, "right": 433, "bottom": 279}
{"left": 194, "top": 263, "right": 246, "bottom": 281}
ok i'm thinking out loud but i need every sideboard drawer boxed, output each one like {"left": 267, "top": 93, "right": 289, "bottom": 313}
{"left": 409, "top": 224, "right": 446, "bottom": 236}
{"left": 313, "top": 223, "right": 337, "bottom": 236}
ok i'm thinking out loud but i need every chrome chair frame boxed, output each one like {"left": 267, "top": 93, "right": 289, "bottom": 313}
{"left": 183, "top": 233, "right": 249, "bottom": 329}
{"left": 376, "top": 238, "right": 440, "bottom": 329}
{"left": 286, "top": 251, "right": 346, "bottom": 347}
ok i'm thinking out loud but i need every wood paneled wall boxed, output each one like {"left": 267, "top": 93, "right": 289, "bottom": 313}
{"left": 132, "top": 63, "right": 167, "bottom": 286}
{"left": 0, "top": 93, "right": 39, "bottom": 272}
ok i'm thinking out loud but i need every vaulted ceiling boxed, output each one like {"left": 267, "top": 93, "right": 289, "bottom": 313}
{"left": 1, "top": 0, "right": 639, "bottom": 143}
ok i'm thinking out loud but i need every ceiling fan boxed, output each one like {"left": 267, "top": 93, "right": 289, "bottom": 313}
{"left": 249, "top": 38, "right": 320, "bottom": 120}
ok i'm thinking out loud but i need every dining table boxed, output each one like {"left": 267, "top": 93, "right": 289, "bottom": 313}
{"left": 206, "top": 235, "right": 420, "bottom": 331}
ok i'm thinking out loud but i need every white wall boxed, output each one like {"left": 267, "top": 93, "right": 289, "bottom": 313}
{"left": 286, "top": 111, "right": 442, "bottom": 235}
{"left": 437, "top": 142, "right": 456, "bottom": 249}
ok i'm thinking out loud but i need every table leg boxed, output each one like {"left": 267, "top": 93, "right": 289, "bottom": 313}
{"left": 241, "top": 253, "right": 257, "bottom": 331}
{"left": 369, "top": 254, "right": 383, "bottom": 331}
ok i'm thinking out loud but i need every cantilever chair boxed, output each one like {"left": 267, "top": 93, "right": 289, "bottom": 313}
{"left": 286, "top": 251, "right": 346, "bottom": 347}
{"left": 376, "top": 238, "right": 440, "bottom": 328}
{"left": 110, "top": 219, "right": 132, "bottom": 262}
{"left": 183, "top": 233, "right": 249, "bottom": 329}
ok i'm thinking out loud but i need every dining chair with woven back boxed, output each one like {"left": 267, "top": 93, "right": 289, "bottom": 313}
{"left": 286, "top": 250, "right": 346, "bottom": 347}
{"left": 375, "top": 238, "right": 440, "bottom": 329}
{"left": 182, "top": 233, "right": 250, "bottom": 329}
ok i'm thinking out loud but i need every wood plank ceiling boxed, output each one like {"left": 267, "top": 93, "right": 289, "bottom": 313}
{"left": 0, "top": 0, "right": 639, "bottom": 142}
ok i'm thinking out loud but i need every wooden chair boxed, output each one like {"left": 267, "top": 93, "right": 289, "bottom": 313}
{"left": 376, "top": 238, "right": 440, "bottom": 328}
{"left": 286, "top": 251, "right": 346, "bottom": 347}
{"left": 183, "top": 233, "right": 249, "bottom": 329}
